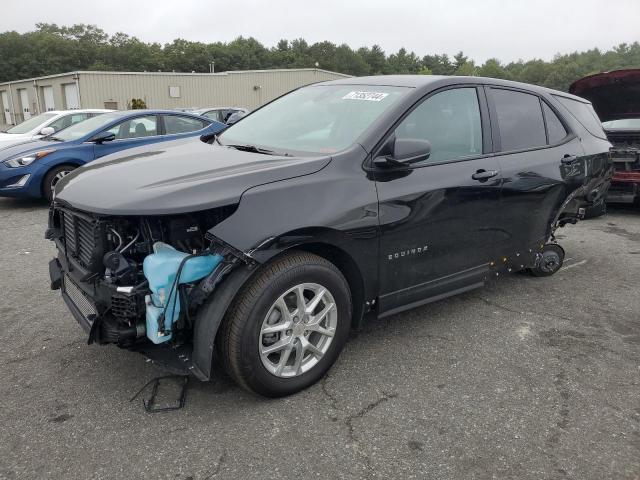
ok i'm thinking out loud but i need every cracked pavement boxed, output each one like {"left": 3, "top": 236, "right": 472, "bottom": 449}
{"left": 0, "top": 197, "right": 639, "bottom": 480}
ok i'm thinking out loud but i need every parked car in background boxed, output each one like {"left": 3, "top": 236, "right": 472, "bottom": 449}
{"left": 48, "top": 76, "right": 611, "bottom": 397}
{"left": 225, "top": 110, "right": 249, "bottom": 125}
{"left": 192, "top": 107, "right": 249, "bottom": 124}
{"left": 570, "top": 69, "right": 640, "bottom": 212}
{"left": 0, "top": 110, "right": 112, "bottom": 150}
{"left": 0, "top": 110, "right": 225, "bottom": 201}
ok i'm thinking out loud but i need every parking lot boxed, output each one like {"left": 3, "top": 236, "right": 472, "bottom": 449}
{"left": 0, "top": 197, "right": 638, "bottom": 480}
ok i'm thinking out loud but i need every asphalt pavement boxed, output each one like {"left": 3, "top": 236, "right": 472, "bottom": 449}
{"left": 0, "top": 197, "right": 638, "bottom": 480}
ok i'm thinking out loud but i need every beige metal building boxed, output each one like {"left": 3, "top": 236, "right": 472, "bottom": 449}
{"left": 0, "top": 68, "right": 349, "bottom": 125}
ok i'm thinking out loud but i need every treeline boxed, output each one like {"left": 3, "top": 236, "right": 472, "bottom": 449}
{"left": 1, "top": 23, "right": 639, "bottom": 91}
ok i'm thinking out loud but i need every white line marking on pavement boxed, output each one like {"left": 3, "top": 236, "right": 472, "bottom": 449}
{"left": 560, "top": 259, "right": 588, "bottom": 272}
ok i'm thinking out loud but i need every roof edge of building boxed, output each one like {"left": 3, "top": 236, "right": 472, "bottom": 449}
{"left": 0, "top": 68, "right": 351, "bottom": 86}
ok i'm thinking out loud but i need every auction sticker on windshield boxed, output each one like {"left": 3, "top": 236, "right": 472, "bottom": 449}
{"left": 342, "top": 91, "right": 390, "bottom": 102}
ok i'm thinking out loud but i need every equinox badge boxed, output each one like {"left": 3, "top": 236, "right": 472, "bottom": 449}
{"left": 388, "top": 246, "right": 429, "bottom": 260}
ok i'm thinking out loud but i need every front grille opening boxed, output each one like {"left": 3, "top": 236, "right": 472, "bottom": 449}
{"left": 64, "top": 276, "right": 97, "bottom": 321}
{"left": 61, "top": 211, "right": 104, "bottom": 272}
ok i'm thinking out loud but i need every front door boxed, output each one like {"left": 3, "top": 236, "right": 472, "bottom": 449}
{"left": 375, "top": 86, "right": 503, "bottom": 314}
{"left": 92, "top": 115, "right": 161, "bottom": 159}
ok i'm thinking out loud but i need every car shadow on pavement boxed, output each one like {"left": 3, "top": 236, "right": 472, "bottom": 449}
{"left": 0, "top": 197, "right": 49, "bottom": 210}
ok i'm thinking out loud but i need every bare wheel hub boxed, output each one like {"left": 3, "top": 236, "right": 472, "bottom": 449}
{"left": 259, "top": 283, "right": 337, "bottom": 378}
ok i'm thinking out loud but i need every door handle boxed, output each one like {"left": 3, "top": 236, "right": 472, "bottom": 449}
{"left": 561, "top": 155, "right": 578, "bottom": 165}
{"left": 471, "top": 169, "right": 499, "bottom": 181}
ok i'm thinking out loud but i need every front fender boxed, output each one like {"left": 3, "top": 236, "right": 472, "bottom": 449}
{"left": 191, "top": 263, "right": 256, "bottom": 380}
{"left": 207, "top": 153, "right": 379, "bottom": 296}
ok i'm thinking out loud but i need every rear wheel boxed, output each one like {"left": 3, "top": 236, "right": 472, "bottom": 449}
{"left": 217, "top": 251, "right": 351, "bottom": 397}
{"left": 530, "top": 244, "right": 565, "bottom": 277}
{"left": 43, "top": 165, "right": 76, "bottom": 202}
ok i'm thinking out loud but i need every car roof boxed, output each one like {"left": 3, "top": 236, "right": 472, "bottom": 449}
{"left": 192, "top": 107, "right": 247, "bottom": 113}
{"left": 43, "top": 109, "right": 113, "bottom": 115}
{"left": 113, "top": 109, "right": 210, "bottom": 116}
{"left": 316, "top": 75, "right": 587, "bottom": 102}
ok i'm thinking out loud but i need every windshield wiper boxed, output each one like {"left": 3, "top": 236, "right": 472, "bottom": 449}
{"left": 226, "top": 144, "right": 292, "bottom": 156}
{"left": 48, "top": 136, "right": 64, "bottom": 142}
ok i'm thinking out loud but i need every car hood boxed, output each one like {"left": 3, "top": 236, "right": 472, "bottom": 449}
{"left": 0, "top": 132, "right": 30, "bottom": 141}
{"left": 0, "top": 138, "right": 65, "bottom": 158}
{"left": 55, "top": 138, "right": 332, "bottom": 215}
{"left": 569, "top": 69, "right": 640, "bottom": 122}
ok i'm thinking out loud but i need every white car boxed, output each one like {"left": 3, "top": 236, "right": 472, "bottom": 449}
{"left": 0, "top": 109, "right": 112, "bottom": 149}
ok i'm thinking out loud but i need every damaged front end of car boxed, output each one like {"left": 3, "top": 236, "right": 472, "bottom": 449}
{"left": 47, "top": 202, "right": 254, "bottom": 379}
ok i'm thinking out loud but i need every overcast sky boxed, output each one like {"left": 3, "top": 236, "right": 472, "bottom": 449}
{"left": 2, "top": 0, "right": 639, "bottom": 64}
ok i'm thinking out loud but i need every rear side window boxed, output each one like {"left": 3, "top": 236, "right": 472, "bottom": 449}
{"left": 491, "top": 89, "right": 546, "bottom": 151}
{"left": 552, "top": 95, "right": 607, "bottom": 139}
{"left": 542, "top": 102, "right": 568, "bottom": 144}
{"left": 164, "top": 115, "right": 208, "bottom": 134}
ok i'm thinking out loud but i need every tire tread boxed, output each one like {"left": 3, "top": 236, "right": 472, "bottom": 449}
{"left": 217, "top": 251, "right": 346, "bottom": 395}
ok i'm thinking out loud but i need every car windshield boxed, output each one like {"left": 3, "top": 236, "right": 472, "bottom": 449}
{"left": 219, "top": 85, "right": 409, "bottom": 155}
{"left": 5, "top": 113, "right": 58, "bottom": 134}
{"left": 602, "top": 118, "right": 640, "bottom": 130}
{"left": 51, "top": 112, "right": 125, "bottom": 141}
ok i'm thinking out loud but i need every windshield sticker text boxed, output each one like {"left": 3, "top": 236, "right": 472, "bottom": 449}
{"left": 343, "top": 91, "right": 389, "bottom": 102}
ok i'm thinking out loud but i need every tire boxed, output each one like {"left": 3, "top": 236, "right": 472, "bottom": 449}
{"left": 216, "top": 251, "right": 352, "bottom": 397}
{"left": 43, "top": 165, "right": 76, "bottom": 203}
{"left": 530, "top": 244, "right": 565, "bottom": 277}
{"left": 583, "top": 199, "right": 607, "bottom": 219}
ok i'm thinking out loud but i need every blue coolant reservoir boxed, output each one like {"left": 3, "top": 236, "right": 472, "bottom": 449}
{"left": 143, "top": 242, "right": 222, "bottom": 344}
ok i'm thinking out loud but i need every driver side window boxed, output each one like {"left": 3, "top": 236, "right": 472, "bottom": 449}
{"left": 394, "top": 88, "right": 482, "bottom": 163}
{"left": 106, "top": 115, "right": 158, "bottom": 140}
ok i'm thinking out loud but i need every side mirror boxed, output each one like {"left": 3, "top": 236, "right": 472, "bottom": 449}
{"left": 88, "top": 131, "right": 116, "bottom": 144}
{"left": 39, "top": 126, "right": 55, "bottom": 136}
{"left": 374, "top": 138, "right": 432, "bottom": 168}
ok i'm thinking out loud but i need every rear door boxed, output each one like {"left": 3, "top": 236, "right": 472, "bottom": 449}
{"left": 486, "top": 86, "right": 585, "bottom": 255}
{"left": 375, "top": 86, "right": 503, "bottom": 313}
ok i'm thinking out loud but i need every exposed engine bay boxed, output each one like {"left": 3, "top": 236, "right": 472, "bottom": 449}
{"left": 47, "top": 204, "right": 245, "bottom": 349}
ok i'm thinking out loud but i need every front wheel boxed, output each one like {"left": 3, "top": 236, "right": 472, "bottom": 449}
{"left": 43, "top": 165, "right": 76, "bottom": 203}
{"left": 216, "top": 251, "right": 352, "bottom": 397}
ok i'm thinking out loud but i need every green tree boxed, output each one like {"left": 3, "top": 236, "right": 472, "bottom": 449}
{"left": 1, "top": 23, "right": 639, "bottom": 92}
{"left": 477, "top": 58, "right": 510, "bottom": 79}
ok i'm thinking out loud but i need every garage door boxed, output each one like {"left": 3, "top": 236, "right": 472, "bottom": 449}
{"left": 19, "top": 89, "right": 30, "bottom": 119}
{"left": 1, "top": 91, "right": 10, "bottom": 124}
{"left": 63, "top": 83, "right": 80, "bottom": 110}
{"left": 42, "top": 86, "right": 55, "bottom": 111}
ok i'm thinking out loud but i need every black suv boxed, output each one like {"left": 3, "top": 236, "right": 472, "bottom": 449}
{"left": 48, "top": 76, "right": 611, "bottom": 397}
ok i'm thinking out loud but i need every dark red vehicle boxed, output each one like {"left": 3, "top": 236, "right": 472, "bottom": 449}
{"left": 570, "top": 69, "right": 640, "bottom": 211}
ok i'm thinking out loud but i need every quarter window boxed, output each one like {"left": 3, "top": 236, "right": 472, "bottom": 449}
{"left": 164, "top": 115, "right": 207, "bottom": 134}
{"left": 542, "top": 102, "right": 568, "bottom": 144}
{"left": 553, "top": 95, "right": 607, "bottom": 139}
{"left": 393, "top": 88, "right": 483, "bottom": 163}
{"left": 107, "top": 115, "right": 158, "bottom": 139}
{"left": 491, "top": 89, "right": 547, "bottom": 152}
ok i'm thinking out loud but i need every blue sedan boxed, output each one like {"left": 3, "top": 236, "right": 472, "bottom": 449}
{"left": 0, "top": 110, "right": 226, "bottom": 201}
